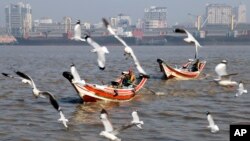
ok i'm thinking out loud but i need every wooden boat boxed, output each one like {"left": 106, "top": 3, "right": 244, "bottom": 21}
{"left": 156, "top": 28, "right": 206, "bottom": 80}
{"left": 63, "top": 71, "right": 149, "bottom": 102}
{"left": 157, "top": 58, "right": 206, "bottom": 80}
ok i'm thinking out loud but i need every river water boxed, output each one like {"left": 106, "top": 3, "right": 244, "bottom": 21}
{"left": 0, "top": 45, "right": 249, "bottom": 141}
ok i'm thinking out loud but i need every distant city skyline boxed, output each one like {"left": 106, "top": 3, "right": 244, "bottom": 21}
{"left": 0, "top": 0, "right": 249, "bottom": 26}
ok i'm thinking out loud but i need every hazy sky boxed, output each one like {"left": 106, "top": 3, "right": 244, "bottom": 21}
{"left": 0, "top": 0, "right": 249, "bottom": 26}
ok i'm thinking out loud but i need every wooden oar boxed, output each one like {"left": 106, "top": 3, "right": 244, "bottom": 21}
{"left": 132, "top": 83, "right": 162, "bottom": 95}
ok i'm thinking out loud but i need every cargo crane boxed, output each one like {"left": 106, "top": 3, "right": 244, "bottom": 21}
{"left": 188, "top": 13, "right": 210, "bottom": 31}
{"left": 188, "top": 13, "right": 210, "bottom": 38}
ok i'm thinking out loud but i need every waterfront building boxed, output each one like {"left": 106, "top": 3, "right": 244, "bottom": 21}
{"left": 32, "top": 17, "right": 74, "bottom": 38}
{"left": 205, "top": 4, "right": 232, "bottom": 25}
{"left": 63, "top": 17, "right": 72, "bottom": 33}
{"left": 237, "top": 4, "right": 247, "bottom": 23}
{"left": 117, "top": 13, "right": 132, "bottom": 28}
{"left": 136, "top": 18, "right": 144, "bottom": 29}
{"left": 110, "top": 17, "right": 118, "bottom": 27}
{"left": 144, "top": 6, "right": 167, "bottom": 29}
{"left": 5, "top": 2, "right": 32, "bottom": 38}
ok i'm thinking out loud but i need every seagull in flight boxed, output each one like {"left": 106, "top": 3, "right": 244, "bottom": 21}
{"left": 40, "top": 91, "right": 69, "bottom": 128}
{"left": 235, "top": 81, "right": 248, "bottom": 97}
{"left": 174, "top": 28, "right": 202, "bottom": 59}
{"left": 99, "top": 109, "right": 143, "bottom": 141}
{"left": 71, "top": 20, "right": 85, "bottom": 41}
{"left": 84, "top": 34, "right": 109, "bottom": 70}
{"left": 71, "top": 19, "right": 109, "bottom": 70}
{"left": 206, "top": 111, "right": 219, "bottom": 133}
{"left": 2, "top": 71, "right": 69, "bottom": 128}
{"left": 2, "top": 71, "right": 46, "bottom": 98}
{"left": 214, "top": 60, "right": 238, "bottom": 86}
{"left": 214, "top": 60, "right": 228, "bottom": 80}
{"left": 102, "top": 18, "right": 147, "bottom": 75}
{"left": 70, "top": 63, "right": 86, "bottom": 85}
{"left": 131, "top": 111, "right": 144, "bottom": 129}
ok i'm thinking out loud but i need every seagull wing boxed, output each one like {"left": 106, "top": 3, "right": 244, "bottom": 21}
{"left": 2, "top": 73, "right": 23, "bottom": 80}
{"left": 184, "top": 29, "right": 202, "bottom": 59}
{"left": 220, "top": 73, "right": 238, "bottom": 80}
{"left": 112, "top": 123, "right": 135, "bottom": 135}
{"left": 100, "top": 109, "right": 114, "bottom": 132}
{"left": 58, "top": 110, "right": 69, "bottom": 128}
{"left": 70, "top": 64, "right": 82, "bottom": 82}
{"left": 174, "top": 28, "right": 201, "bottom": 47}
{"left": 102, "top": 18, "right": 129, "bottom": 47}
{"left": 100, "top": 131, "right": 121, "bottom": 141}
{"left": 130, "top": 50, "right": 147, "bottom": 75}
{"left": 174, "top": 28, "right": 193, "bottom": 42}
{"left": 86, "top": 37, "right": 108, "bottom": 70}
{"left": 15, "top": 71, "right": 36, "bottom": 88}
{"left": 97, "top": 50, "right": 106, "bottom": 69}
{"left": 175, "top": 28, "right": 201, "bottom": 58}
{"left": 185, "top": 30, "right": 199, "bottom": 45}
{"left": 174, "top": 28, "right": 186, "bottom": 34}
{"left": 39, "top": 91, "right": 68, "bottom": 128}
{"left": 103, "top": 18, "right": 146, "bottom": 74}
{"left": 40, "top": 91, "right": 60, "bottom": 111}
{"left": 111, "top": 31, "right": 129, "bottom": 47}
{"left": 41, "top": 91, "right": 68, "bottom": 128}
{"left": 86, "top": 37, "right": 101, "bottom": 50}
{"left": 112, "top": 111, "right": 144, "bottom": 135}
{"left": 207, "top": 114, "right": 215, "bottom": 127}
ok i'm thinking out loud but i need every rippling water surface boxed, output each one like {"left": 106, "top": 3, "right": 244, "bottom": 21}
{"left": 0, "top": 45, "right": 250, "bottom": 141}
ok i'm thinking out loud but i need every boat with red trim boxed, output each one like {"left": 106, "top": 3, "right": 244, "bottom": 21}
{"left": 157, "top": 58, "right": 206, "bottom": 80}
{"left": 63, "top": 71, "right": 149, "bottom": 102}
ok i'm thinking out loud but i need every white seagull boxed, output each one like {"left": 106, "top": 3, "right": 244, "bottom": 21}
{"left": 84, "top": 35, "right": 109, "bottom": 70}
{"left": 102, "top": 18, "right": 147, "bottom": 75}
{"left": 174, "top": 28, "right": 202, "bottom": 59}
{"left": 214, "top": 60, "right": 238, "bottom": 86}
{"left": 3, "top": 71, "right": 46, "bottom": 98}
{"left": 3, "top": 71, "right": 69, "bottom": 128}
{"left": 40, "top": 91, "right": 69, "bottom": 128}
{"left": 206, "top": 112, "right": 219, "bottom": 133}
{"left": 70, "top": 64, "right": 86, "bottom": 85}
{"left": 214, "top": 60, "right": 228, "bottom": 80}
{"left": 71, "top": 20, "right": 109, "bottom": 70}
{"left": 235, "top": 81, "right": 248, "bottom": 97}
{"left": 99, "top": 109, "right": 143, "bottom": 141}
{"left": 131, "top": 111, "right": 144, "bottom": 129}
{"left": 71, "top": 20, "right": 85, "bottom": 41}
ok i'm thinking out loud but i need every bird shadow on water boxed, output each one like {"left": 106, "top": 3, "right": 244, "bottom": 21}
{"left": 60, "top": 96, "right": 83, "bottom": 104}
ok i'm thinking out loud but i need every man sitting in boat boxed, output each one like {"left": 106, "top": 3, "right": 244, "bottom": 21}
{"left": 122, "top": 70, "right": 136, "bottom": 87}
{"left": 189, "top": 59, "right": 200, "bottom": 72}
{"left": 111, "top": 70, "right": 136, "bottom": 88}
{"left": 181, "top": 59, "right": 200, "bottom": 72}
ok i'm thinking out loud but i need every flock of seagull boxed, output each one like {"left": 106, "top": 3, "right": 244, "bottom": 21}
{"left": 1, "top": 17, "right": 248, "bottom": 140}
